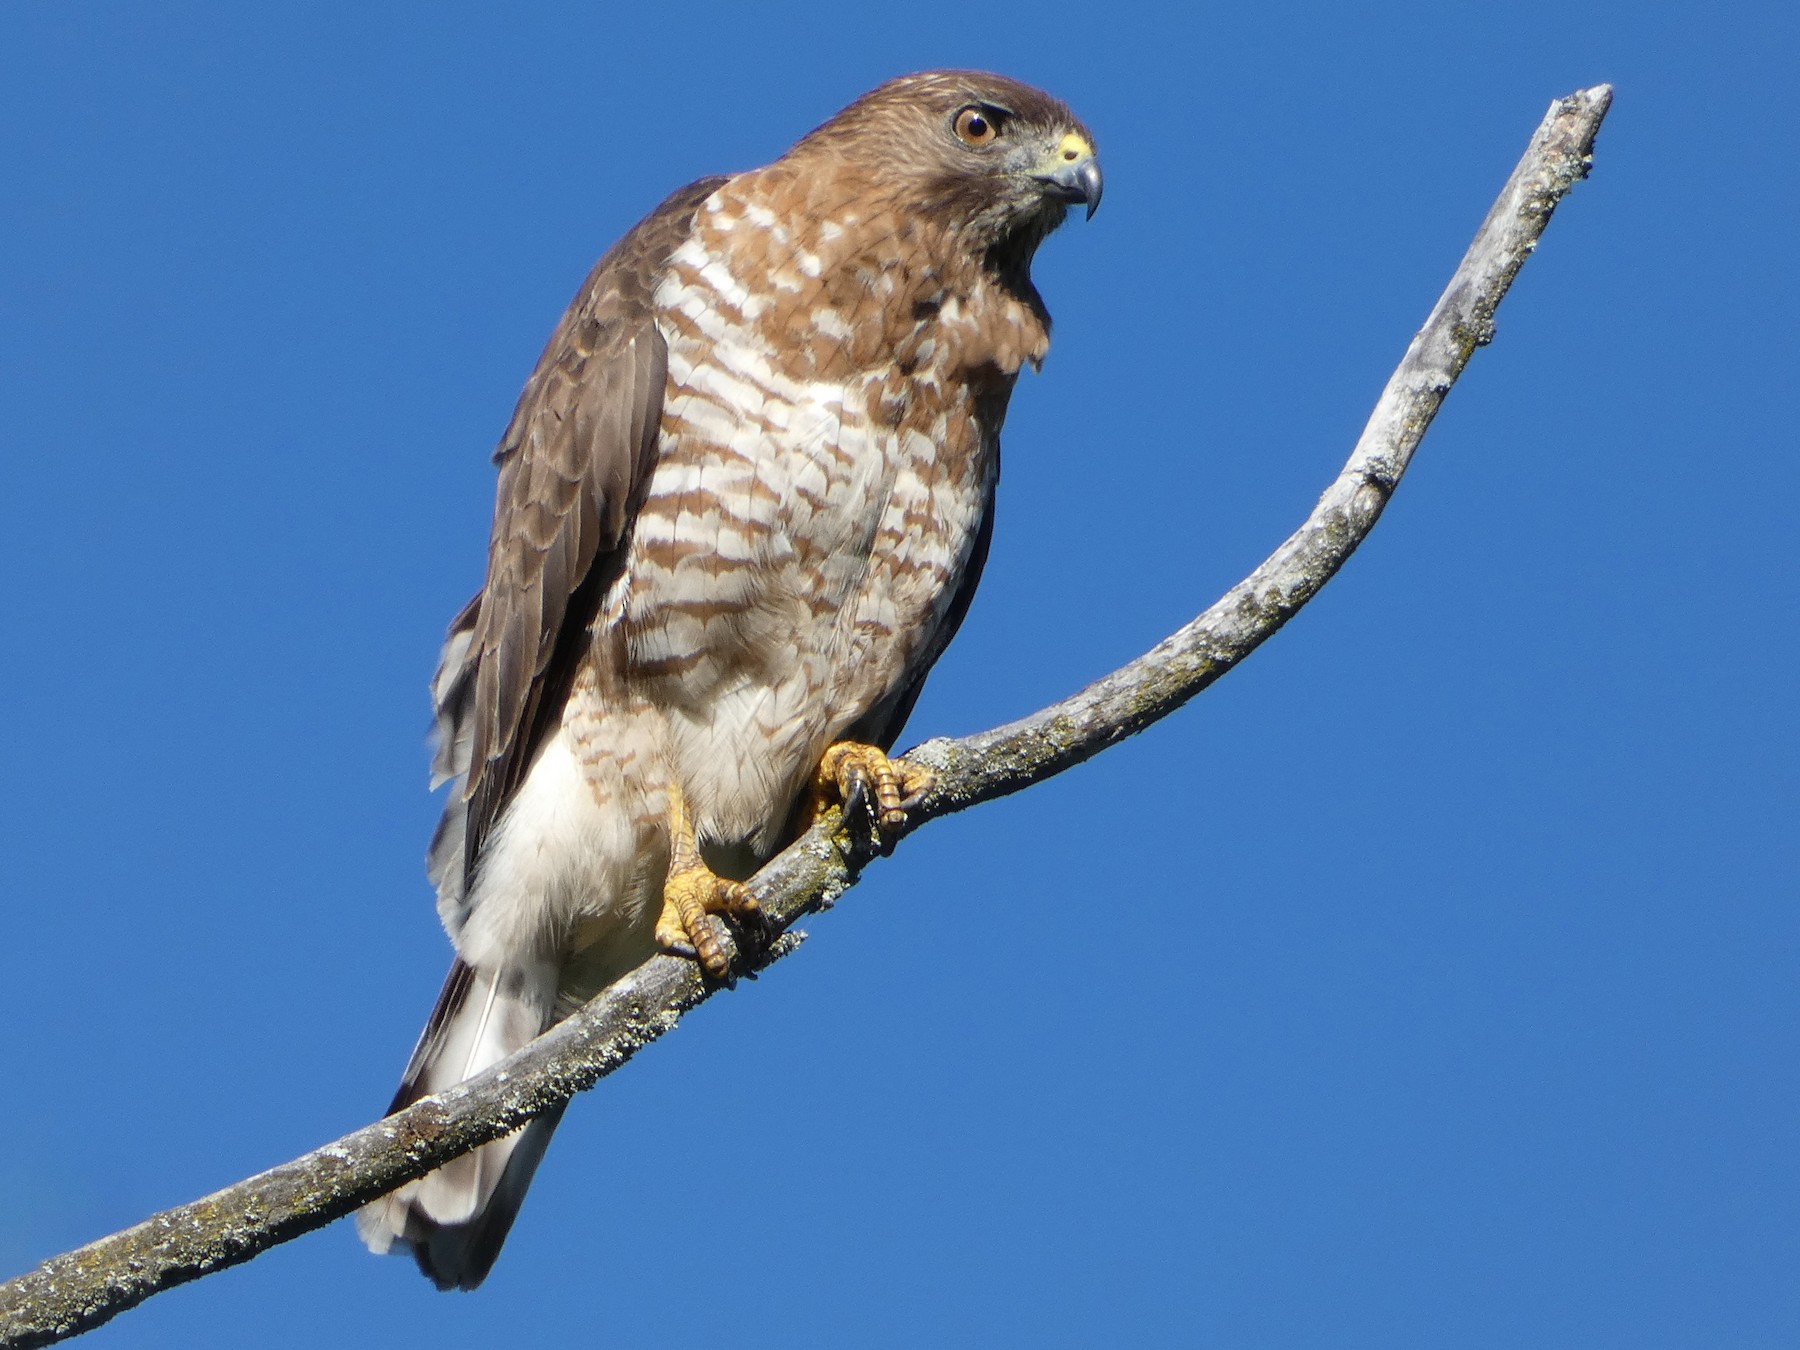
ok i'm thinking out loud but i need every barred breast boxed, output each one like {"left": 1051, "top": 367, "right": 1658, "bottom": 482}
{"left": 606, "top": 171, "right": 1022, "bottom": 858}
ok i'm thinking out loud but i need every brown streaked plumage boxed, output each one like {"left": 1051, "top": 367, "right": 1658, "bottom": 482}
{"left": 358, "top": 70, "right": 1100, "bottom": 1289}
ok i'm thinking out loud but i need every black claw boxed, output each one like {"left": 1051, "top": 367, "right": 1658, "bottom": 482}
{"left": 871, "top": 814, "right": 900, "bottom": 856}
{"left": 842, "top": 771, "right": 869, "bottom": 824}
{"left": 739, "top": 902, "right": 776, "bottom": 946}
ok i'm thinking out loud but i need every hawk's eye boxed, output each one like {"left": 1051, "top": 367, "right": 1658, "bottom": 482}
{"left": 953, "top": 106, "right": 1000, "bottom": 146}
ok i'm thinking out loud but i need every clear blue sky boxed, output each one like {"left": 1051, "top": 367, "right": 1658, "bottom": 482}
{"left": 3, "top": 2, "right": 1795, "bottom": 1346}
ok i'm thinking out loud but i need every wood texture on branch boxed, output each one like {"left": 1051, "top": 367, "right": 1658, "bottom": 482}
{"left": 0, "top": 84, "right": 1613, "bottom": 1350}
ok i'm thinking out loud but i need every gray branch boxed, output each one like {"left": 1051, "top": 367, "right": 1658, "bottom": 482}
{"left": 0, "top": 85, "right": 1612, "bottom": 1350}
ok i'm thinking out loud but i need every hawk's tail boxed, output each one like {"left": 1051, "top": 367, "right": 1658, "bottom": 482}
{"left": 356, "top": 957, "right": 560, "bottom": 1290}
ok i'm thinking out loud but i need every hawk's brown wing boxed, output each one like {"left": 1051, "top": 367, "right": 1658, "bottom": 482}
{"left": 438, "top": 176, "right": 728, "bottom": 883}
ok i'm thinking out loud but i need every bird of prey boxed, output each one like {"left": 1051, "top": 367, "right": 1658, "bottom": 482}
{"left": 357, "top": 69, "right": 1102, "bottom": 1289}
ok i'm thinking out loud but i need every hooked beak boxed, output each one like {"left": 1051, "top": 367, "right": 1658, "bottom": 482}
{"left": 1034, "top": 132, "right": 1103, "bottom": 220}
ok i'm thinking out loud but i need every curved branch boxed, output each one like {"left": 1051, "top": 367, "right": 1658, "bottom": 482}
{"left": 0, "top": 84, "right": 1612, "bottom": 1350}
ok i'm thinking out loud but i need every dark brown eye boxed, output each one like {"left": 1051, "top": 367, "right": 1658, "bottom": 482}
{"left": 953, "top": 106, "right": 999, "bottom": 146}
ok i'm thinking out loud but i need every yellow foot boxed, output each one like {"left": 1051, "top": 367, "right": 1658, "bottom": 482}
{"left": 655, "top": 864, "right": 761, "bottom": 979}
{"left": 811, "top": 741, "right": 936, "bottom": 846}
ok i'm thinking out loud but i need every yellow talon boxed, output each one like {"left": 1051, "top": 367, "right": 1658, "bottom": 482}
{"left": 655, "top": 866, "right": 757, "bottom": 979}
{"left": 656, "top": 782, "right": 762, "bottom": 978}
{"left": 810, "top": 741, "right": 936, "bottom": 842}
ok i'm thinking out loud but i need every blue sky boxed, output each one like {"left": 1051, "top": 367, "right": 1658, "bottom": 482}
{"left": 3, "top": 2, "right": 1795, "bottom": 1346}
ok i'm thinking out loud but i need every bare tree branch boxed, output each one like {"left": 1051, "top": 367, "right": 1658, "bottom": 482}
{"left": 0, "top": 84, "right": 1612, "bottom": 1350}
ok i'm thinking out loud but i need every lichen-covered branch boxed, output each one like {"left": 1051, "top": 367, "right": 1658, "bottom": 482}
{"left": 0, "top": 85, "right": 1612, "bottom": 1350}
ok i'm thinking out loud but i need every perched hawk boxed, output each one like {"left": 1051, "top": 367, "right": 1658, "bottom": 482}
{"left": 358, "top": 70, "right": 1101, "bottom": 1288}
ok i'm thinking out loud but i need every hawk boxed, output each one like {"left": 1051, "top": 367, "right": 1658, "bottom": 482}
{"left": 358, "top": 70, "right": 1101, "bottom": 1288}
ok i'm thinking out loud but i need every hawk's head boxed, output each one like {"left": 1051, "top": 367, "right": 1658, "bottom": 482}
{"left": 790, "top": 70, "right": 1102, "bottom": 259}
